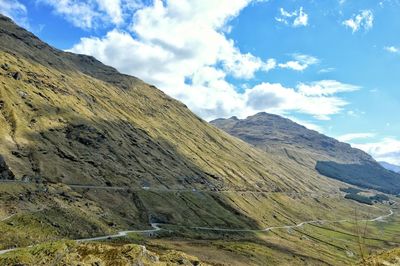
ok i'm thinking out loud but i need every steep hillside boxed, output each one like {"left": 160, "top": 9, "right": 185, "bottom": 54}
{"left": 0, "top": 14, "right": 344, "bottom": 193}
{"left": 0, "top": 13, "right": 360, "bottom": 232}
{"left": 211, "top": 113, "right": 400, "bottom": 194}
{"left": 0, "top": 14, "right": 284, "bottom": 191}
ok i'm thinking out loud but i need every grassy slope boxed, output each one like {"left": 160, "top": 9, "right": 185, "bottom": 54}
{"left": 362, "top": 248, "right": 400, "bottom": 265}
{"left": 123, "top": 202, "right": 400, "bottom": 266}
{"left": 0, "top": 14, "right": 353, "bottom": 194}
{"left": 4, "top": 204, "right": 398, "bottom": 266}
{"left": 0, "top": 50, "right": 323, "bottom": 192}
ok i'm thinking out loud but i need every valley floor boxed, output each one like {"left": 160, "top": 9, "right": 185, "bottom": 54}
{"left": 0, "top": 182, "right": 399, "bottom": 265}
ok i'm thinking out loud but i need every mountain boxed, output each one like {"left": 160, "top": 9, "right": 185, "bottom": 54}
{"left": 380, "top": 161, "right": 400, "bottom": 173}
{"left": 0, "top": 12, "right": 340, "bottom": 234}
{"left": 0, "top": 14, "right": 294, "bottom": 191}
{"left": 1, "top": 14, "right": 398, "bottom": 265}
{"left": 211, "top": 113, "right": 400, "bottom": 194}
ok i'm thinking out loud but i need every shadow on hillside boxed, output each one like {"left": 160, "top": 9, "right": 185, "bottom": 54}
{"left": 315, "top": 161, "right": 400, "bottom": 195}
{"left": 9, "top": 105, "right": 262, "bottom": 230}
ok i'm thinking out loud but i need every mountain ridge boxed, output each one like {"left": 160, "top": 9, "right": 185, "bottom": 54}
{"left": 211, "top": 112, "right": 400, "bottom": 194}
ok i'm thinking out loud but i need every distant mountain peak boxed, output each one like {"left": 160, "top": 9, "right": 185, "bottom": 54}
{"left": 211, "top": 112, "right": 400, "bottom": 194}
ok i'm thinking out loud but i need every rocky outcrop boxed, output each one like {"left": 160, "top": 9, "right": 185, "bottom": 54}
{"left": 0, "top": 155, "right": 15, "bottom": 180}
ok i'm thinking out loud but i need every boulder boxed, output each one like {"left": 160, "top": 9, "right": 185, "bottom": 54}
{"left": 0, "top": 155, "right": 15, "bottom": 180}
{"left": 1, "top": 63, "right": 9, "bottom": 70}
{"left": 12, "top": 71, "right": 22, "bottom": 80}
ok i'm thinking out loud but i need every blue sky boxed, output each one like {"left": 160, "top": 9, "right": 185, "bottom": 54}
{"left": 1, "top": 0, "right": 400, "bottom": 164}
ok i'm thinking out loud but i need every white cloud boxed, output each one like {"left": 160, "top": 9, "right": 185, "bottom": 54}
{"left": 262, "top": 58, "right": 277, "bottom": 72}
{"left": 96, "top": 0, "right": 123, "bottom": 25}
{"left": 36, "top": 0, "right": 143, "bottom": 29}
{"left": 279, "top": 61, "right": 307, "bottom": 71}
{"left": 68, "top": 0, "right": 357, "bottom": 121}
{"left": 343, "top": 10, "right": 374, "bottom": 33}
{"left": 384, "top": 46, "right": 400, "bottom": 54}
{"left": 0, "top": 0, "right": 28, "bottom": 26}
{"left": 297, "top": 80, "right": 360, "bottom": 96}
{"left": 337, "top": 133, "right": 376, "bottom": 142}
{"left": 353, "top": 138, "right": 400, "bottom": 165}
{"left": 245, "top": 82, "right": 351, "bottom": 121}
{"left": 278, "top": 54, "right": 319, "bottom": 71}
{"left": 276, "top": 7, "right": 308, "bottom": 27}
{"left": 318, "top": 67, "right": 335, "bottom": 73}
{"left": 37, "top": 0, "right": 100, "bottom": 29}
{"left": 293, "top": 8, "right": 308, "bottom": 27}
{"left": 346, "top": 109, "right": 365, "bottom": 117}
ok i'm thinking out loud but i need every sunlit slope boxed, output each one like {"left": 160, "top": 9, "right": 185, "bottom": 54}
{"left": 0, "top": 14, "right": 342, "bottom": 193}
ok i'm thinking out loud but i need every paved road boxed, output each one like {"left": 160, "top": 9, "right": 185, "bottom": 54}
{"left": 0, "top": 181, "right": 396, "bottom": 255}
{"left": 0, "top": 180, "right": 342, "bottom": 198}
{"left": 194, "top": 203, "right": 396, "bottom": 233}
{"left": 76, "top": 223, "right": 161, "bottom": 242}
{"left": 0, "top": 206, "right": 395, "bottom": 256}
{"left": 0, "top": 248, "right": 19, "bottom": 255}
{"left": 0, "top": 180, "right": 28, "bottom": 184}
{"left": 0, "top": 223, "right": 161, "bottom": 255}
{"left": 68, "top": 185, "right": 128, "bottom": 190}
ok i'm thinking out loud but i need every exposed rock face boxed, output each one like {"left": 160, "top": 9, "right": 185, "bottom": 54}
{"left": 211, "top": 113, "right": 400, "bottom": 194}
{"left": 0, "top": 155, "right": 15, "bottom": 180}
{"left": 12, "top": 71, "right": 21, "bottom": 80}
{"left": 65, "top": 124, "right": 107, "bottom": 147}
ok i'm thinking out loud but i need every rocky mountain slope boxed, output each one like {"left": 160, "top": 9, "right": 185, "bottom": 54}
{"left": 211, "top": 113, "right": 400, "bottom": 194}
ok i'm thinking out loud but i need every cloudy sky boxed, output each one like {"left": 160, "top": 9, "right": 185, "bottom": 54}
{"left": 1, "top": 0, "right": 400, "bottom": 164}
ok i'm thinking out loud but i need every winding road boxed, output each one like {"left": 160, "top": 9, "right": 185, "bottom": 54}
{"left": 0, "top": 224, "right": 161, "bottom": 255}
{"left": 0, "top": 181, "right": 397, "bottom": 255}
{"left": 194, "top": 203, "right": 396, "bottom": 232}
{"left": 0, "top": 203, "right": 396, "bottom": 256}
{"left": 76, "top": 223, "right": 162, "bottom": 242}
